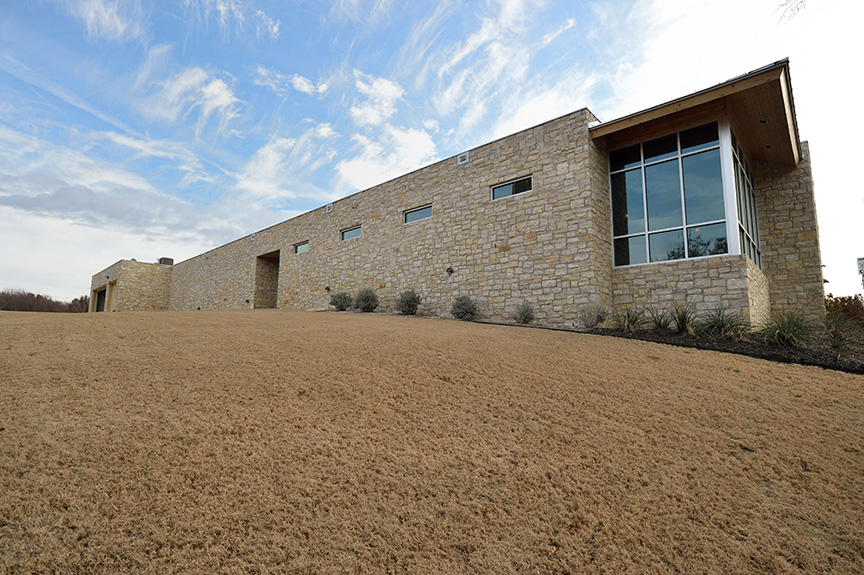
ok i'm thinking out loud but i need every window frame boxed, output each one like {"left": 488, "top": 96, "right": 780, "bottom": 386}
{"left": 403, "top": 204, "right": 432, "bottom": 224}
{"left": 340, "top": 225, "right": 362, "bottom": 241}
{"left": 491, "top": 175, "right": 532, "bottom": 201}
{"left": 731, "top": 130, "right": 762, "bottom": 269}
{"left": 293, "top": 241, "right": 309, "bottom": 254}
{"left": 609, "top": 120, "right": 736, "bottom": 267}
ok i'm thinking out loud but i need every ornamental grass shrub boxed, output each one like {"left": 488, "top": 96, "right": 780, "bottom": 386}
{"left": 699, "top": 304, "right": 747, "bottom": 340}
{"left": 577, "top": 303, "right": 608, "bottom": 329}
{"left": 612, "top": 308, "right": 646, "bottom": 333}
{"left": 396, "top": 290, "right": 422, "bottom": 315}
{"left": 354, "top": 288, "right": 379, "bottom": 313}
{"left": 763, "top": 311, "right": 811, "bottom": 348}
{"left": 330, "top": 292, "right": 352, "bottom": 311}
{"left": 671, "top": 302, "right": 699, "bottom": 335}
{"left": 823, "top": 312, "right": 852, "bottom": 354}
{"left": 451, "top": 296, "right": 478, "bottom": 321}
{"left": 514, "top": 300, "right": 535, "bottom": 324}
{"left": 647, "top": 307, "right": 672, "bottom": 331}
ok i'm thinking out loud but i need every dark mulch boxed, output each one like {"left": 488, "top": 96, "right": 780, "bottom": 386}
{"left": 587, "top": 323, "right": 864, "bottom": 375}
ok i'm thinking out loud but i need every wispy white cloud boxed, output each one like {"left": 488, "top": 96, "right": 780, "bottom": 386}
{"left": 0, "top": 49, "right": 138, "bottom": 136}
{"left": 335, "top": 125, "right": 436, "bottom": 193}
{"left": 399, "top": 1, "right": 456, "bottom": 91}
{"left": 234, "top": 123, "right": 339, "bottom": 203}
{"left": 490, "top": 71, "right": 599, "bottom": 139}
{"left": 97, "top": 132, "right": 214, "bottom": 186}
{"left": 541, "top": 17, "right": 576, "bottom": 46}
{"left": 133, "top": 43, "right": 172, "bottom": 91}
{"left": 328, "top": 0, "right": 396, "bottom": 24}
{"left": 138, "top": 67, "right": 240, "bottom": 133}
{"left": 291, "top": 74, "right": 329, "bottom": 96}
{"left": 349, "top": 71, "right": 404, "bottom": 127}
{"left": 418, "top": 0, "right": 557, "bottom": 139}
{"left": 63, "top": 0, "right": 146, "bottom": 42}
{"left": 254, "top": 9, "right": 280, "bottom": 40}
{"left": 184, "top": 0, "right": 280, "bottom": 40}
{"left": 0, "top": 125, "right": 283, "bottom": 279}
{"left": 0, "top": 125, "right": 193, "bottom": 232}
{"left": 254, "top": 66, "right": 329, "bottom": 98}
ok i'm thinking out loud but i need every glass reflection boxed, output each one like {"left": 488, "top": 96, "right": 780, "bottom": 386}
{"left": 615, "top": 236, "right": 647, "bottom": 266}
{"left": 612, "top": 169, "right": 645, "bottom": 236}
{"left": 646, "top": 159, "right": 682, "bottom": 231}
{"left": 643, "top": 133, "right": 677, "bottom": 163}
{"left": 649, "top": 230, "right": 685, "bottom": 262}
{"left": 680, "top": 123, "right": 718, "bottom": 153}
{"left": 687, "top": 223, "right": 728, "bottom": 257}
{"left": 610, "top": 144, "right": 641, "bottom": 171}
{"left": 683, "top": 149, "right": 724, "bottom": 225}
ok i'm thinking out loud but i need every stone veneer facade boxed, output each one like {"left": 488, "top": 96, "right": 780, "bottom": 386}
{"left": 163, "top": 109, "right": 612, "bottom": 325}
{"left": 90, "top": 75, "right": 824, "bottom": 327}
{"left": 753, "top": 142, "right": 824, "bottom": 319}
{"left": 90, "top": 259, "right": 171, "bottom": 312}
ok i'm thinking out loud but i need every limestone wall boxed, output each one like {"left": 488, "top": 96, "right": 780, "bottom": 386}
{"left": 90, "top": 260, "right": 171, "bottom": 312}
{"left": 745, "top": 258, "right": 770, "bottom": 327}
{"left": 168, "top": 109, "right": 607, "bottom": 327}
{"left": 754, "top": 141, "right": 824, "bottom": 320}
{"left": 93, "top": 113, "right": 823, "bottom": 327}
{"left": 90, "top": 261, "right": 122, "bottom": 312}
{"left": 610, "top": 255, "right": 758, "bottom": 323}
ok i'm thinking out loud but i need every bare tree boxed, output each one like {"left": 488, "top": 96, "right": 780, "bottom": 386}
{"left": 0, "top": 289, "right": 90, "bottom": 312}
{"left": 777, "top": 0, "right": 806, "bottom": 23}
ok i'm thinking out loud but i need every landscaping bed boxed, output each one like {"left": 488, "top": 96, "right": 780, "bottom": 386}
{"left": 587, "top": 324, "right": 864, "bottom": 375}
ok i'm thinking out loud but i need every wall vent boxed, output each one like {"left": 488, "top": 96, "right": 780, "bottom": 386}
{"left": 457, "top": 151, "right": 470, "bottom": 165}
{"left": 325, "top": 203, "right": 333, "bottom": 213}
{"left": 158, "top": 257, "right": 174, "bottom": 265}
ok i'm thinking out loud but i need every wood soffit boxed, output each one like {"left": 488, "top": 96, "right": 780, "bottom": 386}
{"left": 590, "top": 61, "right": 800, "bottom": 166}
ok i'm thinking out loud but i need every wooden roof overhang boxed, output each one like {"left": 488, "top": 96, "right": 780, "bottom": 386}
{"left": 589, "top": 60, "right": 800, "bottom": 166}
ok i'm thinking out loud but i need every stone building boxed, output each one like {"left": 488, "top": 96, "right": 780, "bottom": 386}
{"left": 90, "top": 59, "right": 824, "bottom": 327}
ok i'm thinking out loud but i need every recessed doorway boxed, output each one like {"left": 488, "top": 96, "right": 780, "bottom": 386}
{"left": 254, "top": 251, "right": 280, "bottom": 308}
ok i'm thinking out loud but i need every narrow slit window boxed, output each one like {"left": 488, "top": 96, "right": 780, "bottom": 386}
{"left": 404, "top": 204, "right": 432, "bottom": 223}
{"left": 341, "top": 225, "right": 361, "bottom": 241}
{"left": 492, "top": 176, "right": 532, "bottom": 200}
{"left": 294, "top": 241, "right": 309, "bottom": 254}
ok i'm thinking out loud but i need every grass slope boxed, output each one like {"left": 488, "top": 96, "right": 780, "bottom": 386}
{"left": 1, "top": 310, "right": 862, "bottom": 574}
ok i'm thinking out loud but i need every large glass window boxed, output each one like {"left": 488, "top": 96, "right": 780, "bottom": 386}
{"left": 610, "top": 122, "right": 727, "bottom": 266}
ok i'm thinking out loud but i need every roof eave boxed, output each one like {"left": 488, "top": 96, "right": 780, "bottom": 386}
{"left": 589, "top": 59, "right": 801, "bottom": 166}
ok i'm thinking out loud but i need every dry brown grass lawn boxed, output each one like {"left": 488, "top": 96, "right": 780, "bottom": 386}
{"left": 1, "top": 310, "right": 862, "bottom": 574}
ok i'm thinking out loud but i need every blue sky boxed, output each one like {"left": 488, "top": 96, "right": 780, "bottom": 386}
{"left": 0, "top": 0, "right": 861, "bottom": 302}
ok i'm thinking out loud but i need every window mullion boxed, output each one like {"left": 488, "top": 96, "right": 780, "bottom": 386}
{"left": 640, "top": 145, "right": 649, "bottom": 263}
{"left": 718, "top": 118, "right": 740, "bottom": 257}
{"left": 677, "top": 134, "right": 688, "bottom": 258}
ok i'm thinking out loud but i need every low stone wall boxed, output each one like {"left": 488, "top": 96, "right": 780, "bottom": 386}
{"left": 610, "top": 255, "right": 756, "bottom": 323}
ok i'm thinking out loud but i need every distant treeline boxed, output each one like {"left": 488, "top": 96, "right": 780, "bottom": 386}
{"left": 0, "top": 289, "right": 89, "bottom": 313}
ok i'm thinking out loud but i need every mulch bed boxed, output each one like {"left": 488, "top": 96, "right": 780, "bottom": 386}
{"left": 585, "top": 325, "right": 864, "bottom": 375}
